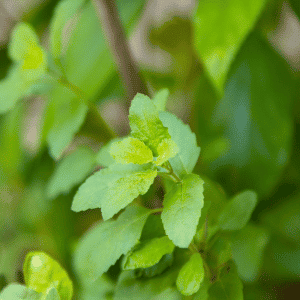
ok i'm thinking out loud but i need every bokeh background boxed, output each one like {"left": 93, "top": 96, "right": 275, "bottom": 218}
{"left": 0, "top": 0, "right": 300, "bottom": 298}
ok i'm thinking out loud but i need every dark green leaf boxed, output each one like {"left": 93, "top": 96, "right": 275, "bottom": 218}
{"left": 218, "top": 190, "right": 257, "bottom": 231}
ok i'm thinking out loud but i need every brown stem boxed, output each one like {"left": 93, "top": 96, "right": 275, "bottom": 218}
{"left": 91, "top": 0, "right": 148, "bottom": 104}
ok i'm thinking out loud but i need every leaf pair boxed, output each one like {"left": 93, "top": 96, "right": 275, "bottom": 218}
{"left": 0, "top": 252, "right": 73, "bottom": 300}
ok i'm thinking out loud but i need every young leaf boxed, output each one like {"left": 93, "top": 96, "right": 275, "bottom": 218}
{"left": 193, "top": 0, "right": 267, "bottom": 93}
{"left": 129, "top": 93, "right": 171, "bottom": 155}
{"left": 122, "top": 236, "right": 175, "bottom": 270}
{"left": 110, "top": 137, "right": 153, "bottom": 165}
{"left": 47, "top": 147, "right": 96, "bottom": 199}
{"left": 153, "top": 88, "right": 169, "bottom": 111}
{"left": 72, "top": 163, "right": 157, "bottom": 220}
{"left": 162, "top": 174, "right": 204, "bottom": 248}
{"left": 159, "top": 111, "right": 200, "bottom": 177}
{"left": 155, "top": 138, "right": 179, "bottom": 166}
{"left": 23, "top": 252, "right": 73, "bottom": 300}
{"left": 44, "top": 287, "right": 61, "bottom": 300}
{"left": 231, "top": 224, "right": 270, "bottom": 282}
{"left": 208, "top": 261, "right": 243, "bottom": 300}
{"left": 50, "top": 0, "right": 86, "bottom": 58}
{"left": 8, "top": 23, "right": 39, "bottom": 62}
{"left": 73, "top": 206, "right": 151, "bottom": 282}
{"left": 96, "top": 137, "right": 124, "bottom": 167}
{"left": 0, "top": 284, "right": 41, "bottom": 300}
{"left": 176, "top": 252, "right": 205, "bottom": 296}
{"left": 218, "top": 190, "right": 257, "bottom": 231}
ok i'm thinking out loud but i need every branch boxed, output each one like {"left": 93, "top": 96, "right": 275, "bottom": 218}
{"left": 92, "top": 0, "right": 148, "bottom": 103}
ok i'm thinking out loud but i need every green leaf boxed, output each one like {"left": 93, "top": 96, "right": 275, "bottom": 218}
{"left": 193, "top": 0, "right": 267, "bottom": 93}
{"left": 231, "top": 224, "right": 270, "bottom": 282}
{"left": 153, "top": 88, "right": 169, "bottom": 111}
{"left": 122, "top": 236, "right": 175, "bottom": 270}
{"left": 290, "top": 0, "right": 300, "bottom": 21}
{"left": 96, "top": 137, "right": 124, "bottom": 167}
{"left": 162, "top": 174, "right": 204, "bottom": 248}
{"left": 72, "top": 163, "right": 157, "bottom": 220}
{"left": 218, "top": 190, "right": 257, "bottom": 231}
{"left": 193, "top": 278, "right": 210, "bottom": 300}
{"left": 49, "top": 0, "right": 86, "bottom": 58}
{"left": 136, "top": 253, "right": 174, "bottom": 278}
{"left": 210, "top": 34, "right": 293, "bottom": 196}
{"left": 0, "top": 284, "right": 41, "bottom": 300}
{"left": 73, "top": 206, "right": 151, "bottom": 282}
{"left": 44, "top": 287, "right": 61, "bottom": 300}
{"left": 129, "top": 93, "right": 171, "bottom": 155}
{"left": 141, "top": 214, "right": 166, "bottom": 241}
{"left": 208, "top": 261, "right": 243, "bottom": 300}
{"left": 8, "top": 23, "right": 39, "bottom": 62}
{"left": 110, "top": 137, "right": 153, "bottom": 165}
{"left": 176, "top": 252, "right": 205, "bottom": 296}
{"left": 47, "top": 147, "right": 96, "bottom": 199}
{"left": 159, "top": 111, "right": 200, "bottom": 177}
{"left": 155, "top": 138, "right": 178, "bottom": 166}
{"left": 23, "top": 252, "right": 73, "bottom": 300}
{"left": 44, "top": 96, "right": 88, "bottom": 159}
{"left": 0, "top": 66, "right": 25, "bottom": 114}
{"left": 46, "top": 0, "right": 145, "bottom": 157}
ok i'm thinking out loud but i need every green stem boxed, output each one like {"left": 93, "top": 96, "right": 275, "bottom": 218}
{"left": 163, "top": 161, "right": 182, "bottom": 182}
{"left": 188, "top": 242, "right": 199, "bottom": 254}
{"left": 151, "top": 208, "right": 163, "bottom": 214}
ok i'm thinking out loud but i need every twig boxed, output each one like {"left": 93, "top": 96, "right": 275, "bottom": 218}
{"left": 91, "top": 0, "right": 148, "bottom": 103}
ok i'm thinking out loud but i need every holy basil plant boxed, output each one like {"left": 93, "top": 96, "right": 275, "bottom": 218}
{"left": 67, "top": 93, "right": 260, "bottom": 299}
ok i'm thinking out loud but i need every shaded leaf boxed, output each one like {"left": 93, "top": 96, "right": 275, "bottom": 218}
{"left": 218, "top": 190, "right": 257, "bottom": 231}
{"left": 73, "top": 206, "right": 151, "bottom": 282}
{"left": 47, "top": 147, "right": 96, "bottom": 199}
{"left": 153, "top": 88, "right": 169, "bottom": 111}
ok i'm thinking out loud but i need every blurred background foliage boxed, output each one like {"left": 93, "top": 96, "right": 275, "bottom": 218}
{"left": 0, "top": 0, "right": 300, "bottom": 298}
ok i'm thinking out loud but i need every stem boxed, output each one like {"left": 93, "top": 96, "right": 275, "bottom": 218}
{"left": 91, "top": 0, "right": 148, "bottom": 104}
{"left": 188, "top": 242, "right": 199, "bottom": 254}
{"left": 151, "top": 208, "right": 163, "bottom": 214}
{"left": 163, "top": 161, "right": 182, "bottom": 182}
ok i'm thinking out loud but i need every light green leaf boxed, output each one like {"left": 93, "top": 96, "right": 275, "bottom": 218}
{"left": 231, "top": 224, "right": 270, "bottom": 282}
{"left": 23, "top": 252, "right": 73, "bottom": 300}
{"left": 129, "top": 93, "right": 171, "bottom": 155}
{"left": 122, "top": 236, "right": 175, "bottom": 270}
{"left": 162, "top": 174, "right": 204, "bottom": 248}
{"left": 0, "top": 284, "right": 41, "bottom": 300}
{"left": 72, "top": 163, "right": 157, "bottom": 220}
{"left": 44, "top": 96, "right": 88, "bottom": 159}
{"left": 110, "top": 137, "right": 153, "bottom": 165}
{"left": 8, "top": 23, "right": 39, "bottom": 62}
{"left": 44, "top": 287, "right": 61, "bottom": 300}
{"left": 49, "top": 0, "right": 86, "bottom": 58}
{"left": 208, "top": 261, "right": 243, "bottom": 300}
{"left": 136, "top": 253, "right": 174, "bottom": 278}
{"left": 218, "top": 190, "right": 257, "bottom": 231}
{"left": 45, "top": 0, "right": 145, "bottom": 158}
{"left": 73, "top": 206, "right": 151, "bottom": 282}
{"left": 159, "top": 111, "right": 200, "bottom": 177}
{"left": 0, "top": 66, "right": 25, "bottom": 114}
{"left": 176, "top": 252, "right": 205, "bottom": 296}
{"left": 155, "top": 138, "right": 178, "bottom": 166}
{"left": 96, "top": 137, "right": 124, "bottom": 167}
{"left": 153, "top": 88, "right": 169, "bottom": 111}
{"left": 47, "top": 147, "right": 96, "bottom": 199}
{"left": 193, "top": 0, "right": 267, "bottom": 93}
